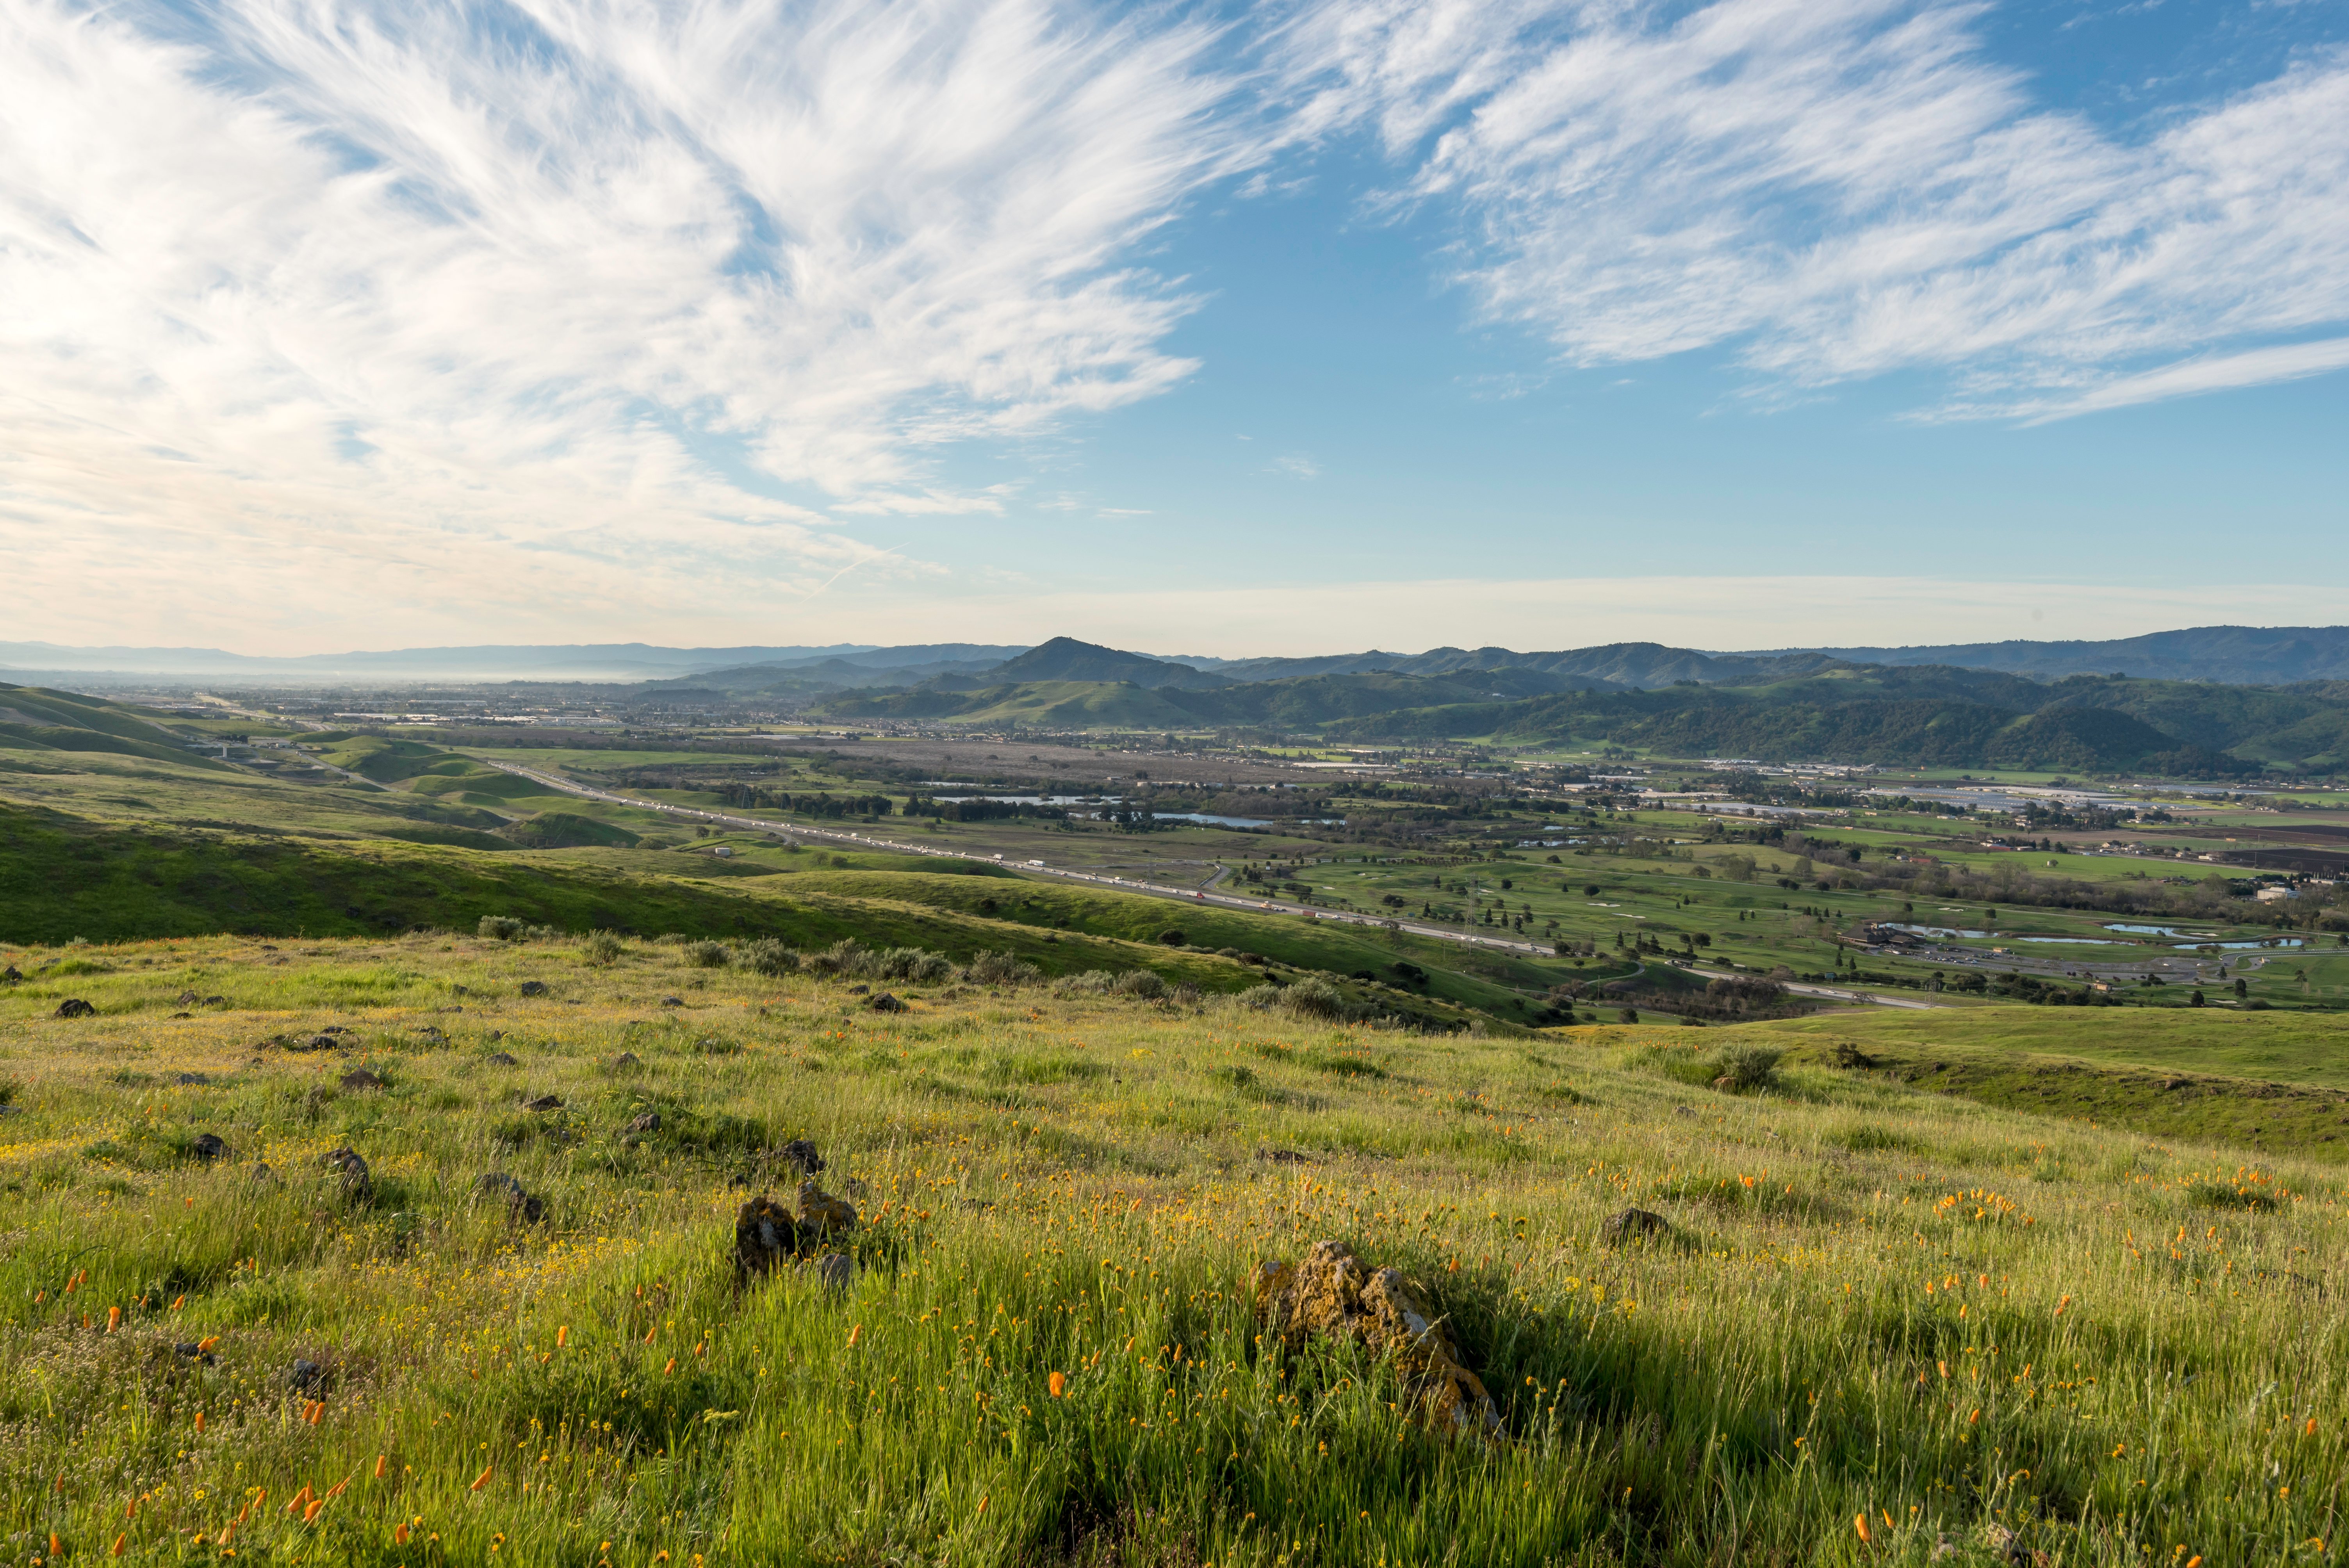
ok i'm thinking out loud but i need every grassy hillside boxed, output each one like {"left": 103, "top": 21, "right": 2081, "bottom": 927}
{"left": 0, "top": 683, "right": 234, "bottom": 770}
{"left": 784, "top": 868, "right": 1595, "bottom": 1020}
{"left": 0, "top": 941, "right": 2340, "bottom": 1566}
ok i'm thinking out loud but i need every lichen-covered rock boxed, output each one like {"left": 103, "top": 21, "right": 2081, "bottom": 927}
{"left": 53, "top": 998, "right": 95, "bottom": 1019}
{"left": 624, "top": 1111, "right": 662, "bottom": 1135}
{"left": 339, "top": 1069, "right": 385, "bottom": 1092}
{"left": 774, "top": 1139, "right": 825, "bottom": 1177}
{"left": 795, "top": 1179, "right": 859, "bottom": 1237}
{"left": 189, "top": 1132, "right": 230, "bottom": 1162}
{"left": 1253, "top": 1240, "right": 1501, "bottom": 1439}
{"left": 734, "top": 1194, "right": 800, "bottom": 1278}
{"left": 321, "top": 1147, "right": 371, "bottom": 1201}
{"left": 520, "top": 1094, "right": 562, "bottom": 1112}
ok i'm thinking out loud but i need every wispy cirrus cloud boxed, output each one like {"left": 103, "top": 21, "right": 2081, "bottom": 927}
{"left": 0, "top": 0, "right": 1258, "bottom": 641}
{"left": 1278, "top": 0, "right": 2349, "bottom": 418}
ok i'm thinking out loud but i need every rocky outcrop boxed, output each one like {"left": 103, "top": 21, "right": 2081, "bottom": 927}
{"left": 1601, "top": 1207, "right": 1669, "bottom": 1245}
{"left": 1253, "top": 1240, "right": 1501, "bottom": 1440}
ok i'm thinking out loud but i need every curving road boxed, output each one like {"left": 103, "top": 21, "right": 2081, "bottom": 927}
{"left": 472, "top": 757, "right": 1942, "bottom": 1010}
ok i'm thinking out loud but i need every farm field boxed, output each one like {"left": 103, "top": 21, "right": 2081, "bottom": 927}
{"left": 1, "top": 935, "right": 2342, "bottom": 1566}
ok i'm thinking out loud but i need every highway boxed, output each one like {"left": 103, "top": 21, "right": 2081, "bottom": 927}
{"left": 473, "top": 758, "right": 1942, "bottom": 1011}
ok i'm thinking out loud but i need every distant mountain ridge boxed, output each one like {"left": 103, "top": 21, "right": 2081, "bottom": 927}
{"left": 1755, "top": 625, "right": 2349, "bottom": 684}
{"left": 14, "top": 624, "right": 2349, "bottom": 688}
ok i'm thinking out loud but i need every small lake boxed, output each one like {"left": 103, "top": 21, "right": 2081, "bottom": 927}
{"left": 2104, "top": 923, "right": 2213, "bottom": 937}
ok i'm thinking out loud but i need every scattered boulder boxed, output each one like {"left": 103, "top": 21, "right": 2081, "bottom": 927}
{"left": 486, "top": 1052, "right": 519, "bottom": 1067}
{"left": 1253, "top": 1240, "right": 1501, "bottom": 1440}
{"left": 659, "top": 996, "right": 684, "bottom": 1008}
{"left": 624, "top": 1111, "right": 663, "bottom": 1135}
{"left": 1255, "top": 1147, "right": 1311, "bottom": 1165}
{"left": 175, "top": 1072, "right": 211, "bottom": 1086}
{"left": 612, "top": 1052, "right": 642, "bottom": 1071}
{"left": 734, "top": 1194, "right": 801, "bottom": 1278}
{"left": 519, "top": 980, "right": 549, "bottom": 997}
{"left": 287, "top": 1359, "right": 323, "bottom": 1393}
{"left": 189, "top": 1132, "right": 230, "bottom": 1162}
{"left": 53, "top": 998, "right": 95, "bottom": 1019}
{"left": 250, "top": 1162, "right": 276, "bottom": 1185}
{"left": 339, "top": 1069, "right": 386, "bottom": 1092}
{"left": 1601, "top": 1207, "right": 1670, "bottom": 1246}
{"left": 1, "top": 965, "right": 20, "bottom": 984}
{"left": 795, "top": 1178, "right": 859, "bottom": 1238}
{"left": 520, "top": 1094, "right": 563, "bottom": 1113}
{"left": 176, "top": 989, "right": 199, "bottom": 1005}
{"left": 809, "top": 1252, "right": 855, "bottom": 1292}
{"left": 866, "top": 992, "right": 908, "bottom": 1013}
{"left": 774, "top": 1138, "right": 825, "bottom": 1176}
{"left": 203, "top": 995, "right": 226, "bottom": 1006}
{"left": 169, "top": 1012, "right": 192, "bottom": 1019}
{"left": 175, "top": 1340, "right": 218, "bottom": 1366}
{"left": 845, "top": 984, "right": 870, "bottom": 996}
{"left": 320, "top": 1147, "right": 371, "bottom": 1201}
{"left": 475, "top": 1172, "right": 546, "bottom": 1223}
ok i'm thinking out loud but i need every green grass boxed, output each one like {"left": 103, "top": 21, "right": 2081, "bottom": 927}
{"left": 0, "top": 938, "right": 2343, "bottom": 1565}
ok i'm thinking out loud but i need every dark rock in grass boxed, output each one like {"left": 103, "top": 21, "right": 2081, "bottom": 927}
{"left": 174, "top": 1340, "right": 218, "bottom": 1366}
{"left": 1601, "top": 1207, "right": 1670, "bottom": 1246}
{"left": 845, "top": 984, "right": 870, "bottom": 996}
{"left": 486, "top": 1051, "right": 519, "bottom": 1067}
{"left": 339, "top": 1069, "right": 386, "bottom": 1092}
{"left": 612, "top": 1052, "right": 642, "bottom": 1071}
{"left": 1256, "top": 1147, "right": 1311, "bottom": 1164}
{"left": 2, "top": 965, "right": 21, "bottom": 984}
{"left": 624, "top": 1111, "right": 663, "bottom": 1135}
{"left": 773, "top": 1138, "right": 825, "bottom": 1177}
{"left": 734, "top": 1194, "right": 802, "bottom": 1278}
{"left": 866, "top": 992, "right": 907, "bottom": 1013}
{"left": 288, "top": 1359, "right": 323, "bottom": 1393}
{"left": 176, "top": 989, "right": 199, "bottom": 1005}
{"left": 250, "top": 1162, "right": 276, "bottom": 1185}
{"left": 175, "top": 1072, "right": 210, "bottom": 1086}
{"left": 169, "top": 1012, "right": 192, "bottom": 1020}
{"left": 519, "top": 980, "right": 549, "bottom": 997}
{"left": 190, "top": 1132, "right": 230, "bottom": 1162}
{"left": 659, "top": 996, "right": 684, "bottom": 1008}
{"left": 809, "top": 1252, "right": 855, "bottom": 1292}
{"left": 53, "top": 998, "right": 95, "bottom": 1019}
{"left": 203, "top": 995, "right": 226, "bottom": 1006}
{"left": 321, "top": 1147, "right": 371, "bottom": 1201}
{"left": 476, "top": 1172, "right": 545, "bottom": 1224}
{"left": 521, "top": 1094, "right": 563, "bottom": 1113}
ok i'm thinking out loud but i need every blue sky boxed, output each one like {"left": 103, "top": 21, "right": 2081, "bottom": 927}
{"left": 2, "top": 0, "right": 2345, "bottom": 657}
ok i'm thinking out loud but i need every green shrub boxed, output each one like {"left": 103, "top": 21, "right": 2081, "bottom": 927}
{"left": 1111, "top": 969, "right": 1167, "bottom": 1001}
{"left": 739, "top": 939, "right": 798, "bottom": 977}
{"left": 478, "top": 916, "right": 526, "bottom": 941}
{"left": 1710, "top": 1045, "right": 1785, "bottom": 1093}
{"left": 684, "top": 940, "right": 731, "bottom": 969}
{"left": 580, "top": 930, "right": 625, "bottom": 966}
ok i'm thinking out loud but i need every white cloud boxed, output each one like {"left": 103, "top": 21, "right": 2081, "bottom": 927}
{"left": 1273, "top": 452, "right": 1322, "bottom": 478}
{"left": 0, "top": 0, "right": 1256, "bottom": 643}
{"left": 1280, "top": 0, "right": 2349, "bottom": 416}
